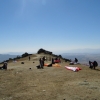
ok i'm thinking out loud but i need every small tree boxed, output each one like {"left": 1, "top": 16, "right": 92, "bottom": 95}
{"left": 59, "top": 55, "right": 62, "bottom": 58}
{"left": 9, "top": 58, "right": 13, "bottom": 60}
{"left": 22, "top": 52, "right": 29, "bottom": 58}
{"left": 16, "top": 56, "right": 21, "bottom": 59}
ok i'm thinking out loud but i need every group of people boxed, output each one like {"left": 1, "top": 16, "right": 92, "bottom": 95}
{"left": 0, "top": 56, "right": 99, "bottom": 70}
{"left": 39, "top": 56, "right": 46, "bottom": 69}
{"left": 89, "top": 61, "right": 98, "bottom": 69}
{"left": 38, "top": 56, "right": 61, "bottom": 69}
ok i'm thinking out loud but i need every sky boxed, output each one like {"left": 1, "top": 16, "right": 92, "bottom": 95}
{"left": 0, "top": 0, "right": 100, "bottom": 54}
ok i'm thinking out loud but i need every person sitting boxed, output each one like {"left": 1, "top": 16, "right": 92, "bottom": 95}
{"left": 0, "top": 62, "right": 7, "bottom": 70}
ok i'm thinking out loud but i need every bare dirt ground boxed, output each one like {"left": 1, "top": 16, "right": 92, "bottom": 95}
{"left": 0, "top": 54, "right": 100, "bottom": 100}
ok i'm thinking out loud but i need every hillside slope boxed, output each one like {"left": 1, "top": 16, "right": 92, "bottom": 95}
{"left": 0, "top": 53, "right": 100, "bottom": 100}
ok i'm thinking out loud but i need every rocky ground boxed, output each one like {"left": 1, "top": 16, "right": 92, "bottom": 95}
{"left": 0, "top": 54, "right": 100, "bottom": 100}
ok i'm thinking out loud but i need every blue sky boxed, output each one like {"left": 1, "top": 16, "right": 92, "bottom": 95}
{"left": 0, "top": 0, "right": 100, "bottom": 54}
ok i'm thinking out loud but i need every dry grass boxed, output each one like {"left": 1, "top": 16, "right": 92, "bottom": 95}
{"left": 0, "top": 54, "right": 100, "bottom": 100}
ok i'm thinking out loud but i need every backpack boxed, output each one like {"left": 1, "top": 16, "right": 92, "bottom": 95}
{"left": 91, "top": 62, "right": 93, "bottom": 66}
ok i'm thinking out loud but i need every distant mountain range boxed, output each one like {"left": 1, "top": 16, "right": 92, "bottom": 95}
{"left": 63, "top": 48, "right": 100, "bottom": 54}
{"left": 62, "top": 53, "right": 100, "bottom": 66}
{"left": 0, "top": 54, "right": 18, "bottom": 62}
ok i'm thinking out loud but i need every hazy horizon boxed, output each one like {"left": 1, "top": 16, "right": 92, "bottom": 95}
{"left": 0, "top": 48, "right": 100, "bottom": 55}
{"left": 0, "top": 51, "right": 100, "bottom": 66}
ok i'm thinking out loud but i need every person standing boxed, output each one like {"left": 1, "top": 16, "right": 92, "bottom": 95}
{"left": 52, "top": 58, "right": 54, "bottom": 64}
{"left": 93, "top": 61, "right": 98, "bottom": 69}
{"left": 89, "top": 61, "right": 93, "bottom": 69}
{"left": 29, "top": 56, "right": 30, "bottom": 61}
{"left": 42, "top": 58, "right": 44, "bottom": 69}
{"left": 39, "top": 58, "right": 44, "bottom": 69}
{"left": 43, "top": 56, "right": 45, "bottom": 61}
{"left": 75, "top": 58, "right": 78, "bottom": 63}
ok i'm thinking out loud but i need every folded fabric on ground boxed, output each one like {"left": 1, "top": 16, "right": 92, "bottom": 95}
{"left": 65, "top": 66, "right": 82, "bottom": 72}
{"left": 13, "top": 61, "right": 17, "bottom": 63}
{"left": 69, "top": 62, "right": 79, "bottom": 65}
{"left": 69, "top": 62, "right": 74, "bottom": 65}
{"left": 52, "top": 64, "right": 61, "bottom": 67}
{"left": 54, "top": 60, "right": 61, "bottom": 63}
{"left": 44, "top": 63, "right": 61, "bottom": 67}
{"left": 44, "top": 63, "right": 52, "bottom": 67}
{"left": 44, "top": 63, "right": 50, "bottom": 66}
{"left": 83, "top": 64, "right": 89, "bottom": 66}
